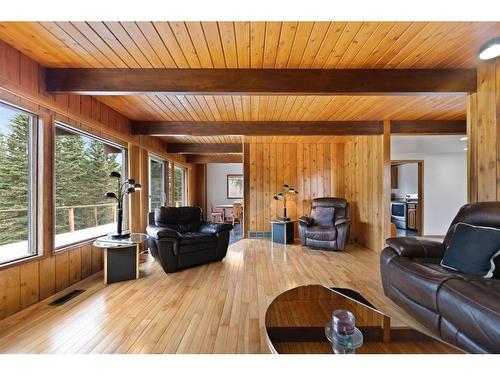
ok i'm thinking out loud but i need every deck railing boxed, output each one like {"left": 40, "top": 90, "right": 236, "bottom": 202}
{"left": 0, "top": 203, "right": 117, "bottom": 233}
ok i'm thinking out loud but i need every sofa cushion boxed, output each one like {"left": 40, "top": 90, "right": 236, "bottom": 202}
{"left": 178, "top": 243, "right": 218, "bottom": 255}
{"left": 305, "top": 226, "right": 337, "bottom": 241}
{"left": 154, "top": 206, "right": 202, "bottom": 232}
{"left": 305, "top": 238, "right": 338, "bottom": 250}
{"left": 179, "top": 232, "right": 217, "bottom": 245}
{"left": 441, "top": 222, "right": 500, "bottom": 278}
{"left": 437, "top": 279, "right": 500, "bottom": 353}
{"left": 311, "top": 207, "right": 334, "bottom": 226}
{"left": 177, "top": 233, "right": 218, "bottom": 255}
{"left": 385, "top": 257, "right": 467, "bottom": 312}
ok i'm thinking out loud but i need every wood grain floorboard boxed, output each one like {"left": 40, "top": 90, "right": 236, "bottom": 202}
{"left": 0, "top": 239, "right": 435, "bottom": 354}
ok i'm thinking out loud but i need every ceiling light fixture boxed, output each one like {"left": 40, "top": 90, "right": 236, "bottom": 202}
{"left": 479, "top": 37, "right": 500, "bottom": 60}
{"left": 460, "top": 136, "right": 468, "bottom": 141}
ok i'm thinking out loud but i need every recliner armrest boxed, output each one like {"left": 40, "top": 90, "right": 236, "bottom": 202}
{"left": 199, "top": 221, "right": 233, "bottom": 234}
{"left": 335, "top": 218, "right": 350, "bottom": 226}
{"left": 385, "top": 236, "right": 445, "bottom": 259}
{"left": 299, "top": 216, "right": 314, "bottom": 226}
{"left": 146, "top": 225, "right": 181, "bottom": 240}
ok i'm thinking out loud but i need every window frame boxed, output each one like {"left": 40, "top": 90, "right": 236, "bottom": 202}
{"left": 53, "top": 122, "right": 127, "bottom": 250}
{"left": 148, "top": 154, "right": 167, "bottom": 211}
{"left": 173, "top": 165, "right": 187, "bottom": 207}
{"left": 0, "top": 100, "right": 39, "bottom": 266}
{"left": 227, "top": 174, "right": 244, "bottom": 199}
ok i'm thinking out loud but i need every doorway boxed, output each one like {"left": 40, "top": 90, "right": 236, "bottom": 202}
{"left": 390, "top": 160, "right": 424, "bottom": 237}
{"left": 206, "top": 163, "right": 244, "bottom": 245}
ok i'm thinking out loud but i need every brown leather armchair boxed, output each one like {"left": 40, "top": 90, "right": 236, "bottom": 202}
{"left": 380, "top": 202, "right": 500, "bottom": 353}
{"left": 298, "top": 197, "right": 350, "bottom": 250}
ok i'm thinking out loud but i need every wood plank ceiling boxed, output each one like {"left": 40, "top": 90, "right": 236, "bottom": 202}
{"left": 96, "top": 94, "right": 466, "bottom": 143}
{"left": 0, "top": 21, "right": 497, "bottom": 143}
{"left": 1, "top": 22, "right": 497, "bottom": 69}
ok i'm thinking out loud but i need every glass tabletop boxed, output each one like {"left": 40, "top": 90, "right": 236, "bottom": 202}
{"left": 93, "top": 233, "right": 148, "bottom": 248}
{"left": 264, "top": 284, "right": 461, "bottom": 354}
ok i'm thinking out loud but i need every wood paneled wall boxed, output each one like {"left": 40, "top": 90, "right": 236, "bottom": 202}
{"left": 245, "top": 136, "right": 387, "bottom": 251}
{"left": 0, "top": 40, "right": 194, "bottom": 320}
{"left": 344, "top": 136, "right": 385, "bottom": 251}
{"left": 468, "top": 59, "right": 500, "bottom": 202}
{"left": 246, "top": 142, "right": 345, "bottom": 233}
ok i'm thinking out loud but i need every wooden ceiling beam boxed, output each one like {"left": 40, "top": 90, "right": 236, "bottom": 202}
{"left": 132, "top": 121, "right": 384, "bottom": 136}
{"left": 46, "top": 68, "right": 476, "bottom": 95}
{"left": 166, "top": 143, "right": 242, "bottom": 154}
{"left": 132, "top": 120, "right": 466, "bottom": 136}
{"left": 185, "top": 154, "right": 243, "bottom": 163}
{"left": 390, "top": 120, "right": 466, "bottom": 135}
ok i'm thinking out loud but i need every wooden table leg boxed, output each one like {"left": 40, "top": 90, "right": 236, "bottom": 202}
{"left": 136, "top": 245, "right": 140, "bottom": 279}
{"left": 104, "top": 248, "right": 108, "bottom": 285}
{"left": 383, "top": 316, "right": 391, "bottom": 343}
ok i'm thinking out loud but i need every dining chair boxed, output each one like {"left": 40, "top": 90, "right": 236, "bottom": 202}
{"left": 210, "top": 203, "right": 224, "bottom": 223}
{"left": 229, "top": 202, "right": 242, "bottom": 226}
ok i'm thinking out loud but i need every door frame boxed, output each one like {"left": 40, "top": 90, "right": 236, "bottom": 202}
{"left": 390, "top": 160, "right": 424, "bottom": 236}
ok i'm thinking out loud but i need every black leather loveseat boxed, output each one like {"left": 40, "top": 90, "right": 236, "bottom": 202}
{"left": 147, "top": 206, "right": 233, "bottom": 273}
{"left": 380, "top": 202, "right": 500, "bottom": 353}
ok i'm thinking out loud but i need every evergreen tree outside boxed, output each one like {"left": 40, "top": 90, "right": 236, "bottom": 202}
{"left": 0, "top": 112, "right": 31, "bottom": 247}
{"left": 0, "top": 110, "right": 125, "bottom": 254}
{"left": 54, "top": 131, "right": 88, "bottom": 234}
{"left": 54, "top": 127, "right": 123, "bottom": 235}
{"left": 174, "top": 166, "right": 186, "bottom": 207}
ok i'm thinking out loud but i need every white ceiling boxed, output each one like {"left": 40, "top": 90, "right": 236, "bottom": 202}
{"left": 391, "top": 135, "right": 467, "bottom": 155}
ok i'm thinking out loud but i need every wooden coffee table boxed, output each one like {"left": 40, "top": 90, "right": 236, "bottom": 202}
{"left": 265, "top": 284, "right": 462, "bottom": 354}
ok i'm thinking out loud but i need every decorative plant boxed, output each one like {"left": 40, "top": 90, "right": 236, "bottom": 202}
{"left": 105, "top": 171, "right": 141, "bottom": 239}
{"left": 273, "top": 184, "right": 298, "bottom": 221}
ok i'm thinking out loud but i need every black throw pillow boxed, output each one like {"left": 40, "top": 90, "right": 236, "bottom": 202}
{"left": 441, "top": 222, "right": 500, "bottom": 278}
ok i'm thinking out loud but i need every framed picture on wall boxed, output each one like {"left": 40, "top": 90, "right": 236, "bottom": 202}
{"left": 227, "top": 174, "right": 243, "bottom": 199}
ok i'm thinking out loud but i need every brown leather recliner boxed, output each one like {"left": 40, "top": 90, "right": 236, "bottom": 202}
{"left": 298, "top": 197, "right": 350, "bottom": 250}
{"left": 380, "top": 202, "right": 500, "bottom": 354}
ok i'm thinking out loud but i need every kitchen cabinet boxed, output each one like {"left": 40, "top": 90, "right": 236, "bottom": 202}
{"left": 391, "top": 165, "right": 398, "bottom": 189}
{"left": 407, "top": 203, "right": 418, "bottom": 230}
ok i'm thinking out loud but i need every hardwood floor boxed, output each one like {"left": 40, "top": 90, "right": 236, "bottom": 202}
{"left": 0, "top": 239, "right": 433, "bottom": 354}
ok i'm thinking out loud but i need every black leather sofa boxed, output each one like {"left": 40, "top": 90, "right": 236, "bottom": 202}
{"left": 147, "top": 206, "right": 233, "bottom": 273}
{"left": 298, "top": 197, "right": 350, "bottom": 250}
{"left": 380, "top": 202, "right": 500, "bottom": 353}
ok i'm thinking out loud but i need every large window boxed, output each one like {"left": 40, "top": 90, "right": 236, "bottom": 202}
{"left": 174, "top": 166, "right": 186, "bottom": 207}
{"left": 149, "top": 156, "right": 166, "bottom": 211}
{"left": 0, "top": 102, "right": 37, "bottom": 265}
{"left": 55, "top": 124, "right": 126, "bottom": 248}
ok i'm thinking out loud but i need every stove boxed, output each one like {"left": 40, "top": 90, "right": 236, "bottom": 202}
{"left": 391, "top": 194, "right": 418, "bottom": 230}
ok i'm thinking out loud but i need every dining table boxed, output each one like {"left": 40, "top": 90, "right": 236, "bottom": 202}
{"left": 215, "top": 203, "right": 244, "bottom": 222}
